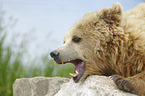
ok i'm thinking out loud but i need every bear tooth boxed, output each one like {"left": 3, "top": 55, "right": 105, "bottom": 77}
{"left": 69, "top": 73, "right": 78, "bottom": 77}
{"left": 76, "top": 70, "right": 79, "bottom": 75}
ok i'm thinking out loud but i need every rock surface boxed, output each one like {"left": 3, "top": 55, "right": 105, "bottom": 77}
{"left": 55, "top": 75, "right": 137, "bottom": 96}
{"left": 13, "top": 76, "right": 70, "bottom": 96}
{"left": 13, "top": 75, "right": 137, "bottom": 96}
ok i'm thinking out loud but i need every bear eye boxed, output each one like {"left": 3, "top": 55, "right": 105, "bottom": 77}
{"left": 72, "top": 36, "right": 81, "bottom": 43}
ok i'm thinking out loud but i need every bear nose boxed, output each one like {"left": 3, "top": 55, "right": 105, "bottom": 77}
{"left": 50, "top": 50, "right": 59, "bottom": 60}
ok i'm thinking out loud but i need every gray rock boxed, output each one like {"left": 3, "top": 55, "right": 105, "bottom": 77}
{"left": 13, "top": 75, "right": 137, "bottom": 96}
{"left": 55, "top": 75, "right": 137, "bottom": 96}
{"left": 13, "top": 76, "right": 70, "bottom": 96}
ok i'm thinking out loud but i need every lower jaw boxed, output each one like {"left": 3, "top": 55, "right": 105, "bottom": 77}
{"left": 73, "top": 76, "right": 82, "bottom": 83}
{"left": 73, "top": 68, "right": 85, "bottom": 83}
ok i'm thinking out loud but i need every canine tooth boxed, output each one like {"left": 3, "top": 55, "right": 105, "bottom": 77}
{"left": 69, "top": 73, "right": 77, "bottom": 77}
{"left": 76, "top": 70, "right": 79, "bottom": 75}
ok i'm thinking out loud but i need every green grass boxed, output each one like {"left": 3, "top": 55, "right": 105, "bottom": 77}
{"left": 0, "top": 10, "right": 74, "bottom": 96}
{"left": 0, "top": 39, "right": 74, "bottom": 96}
{"left": 0, "top": 32, "right": 74, "bottom": 96}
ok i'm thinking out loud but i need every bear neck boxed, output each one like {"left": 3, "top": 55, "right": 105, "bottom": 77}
{"left": 94, "top": 25, "right": 145, "bottom": 77}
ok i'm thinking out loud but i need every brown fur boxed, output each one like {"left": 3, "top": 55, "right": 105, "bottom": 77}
{"left": 52, "top": 2, "right": 145, "bottom": 95}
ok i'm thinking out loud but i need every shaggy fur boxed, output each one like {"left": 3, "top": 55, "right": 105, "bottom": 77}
{"left": 51, "top": 2, "right": 145, "bottom": 95}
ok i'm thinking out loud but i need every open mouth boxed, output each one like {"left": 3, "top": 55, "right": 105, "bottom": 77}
{"left": 62, "top": 59, "right": 85, "bottom": 83}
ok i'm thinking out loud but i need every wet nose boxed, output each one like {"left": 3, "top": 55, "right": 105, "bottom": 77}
{"left": 50, "top": 50, "right": 59, "bottom": 60}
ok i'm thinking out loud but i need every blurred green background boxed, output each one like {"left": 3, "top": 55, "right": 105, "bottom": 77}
{"left": 0, "top": 10, "right": 74, "bottom": 96}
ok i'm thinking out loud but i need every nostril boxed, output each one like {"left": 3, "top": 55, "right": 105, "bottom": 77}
{"left": 50, "top": 51, "right": 59, "bottom": 60}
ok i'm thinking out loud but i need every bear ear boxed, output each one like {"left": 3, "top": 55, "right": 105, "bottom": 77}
{"left": 99, "top": 2, "right": 123, "bottom": 26}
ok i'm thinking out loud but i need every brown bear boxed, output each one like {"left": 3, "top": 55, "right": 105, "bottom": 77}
{"left": 50, "top": 2, "right": 145, "bottom": 95}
